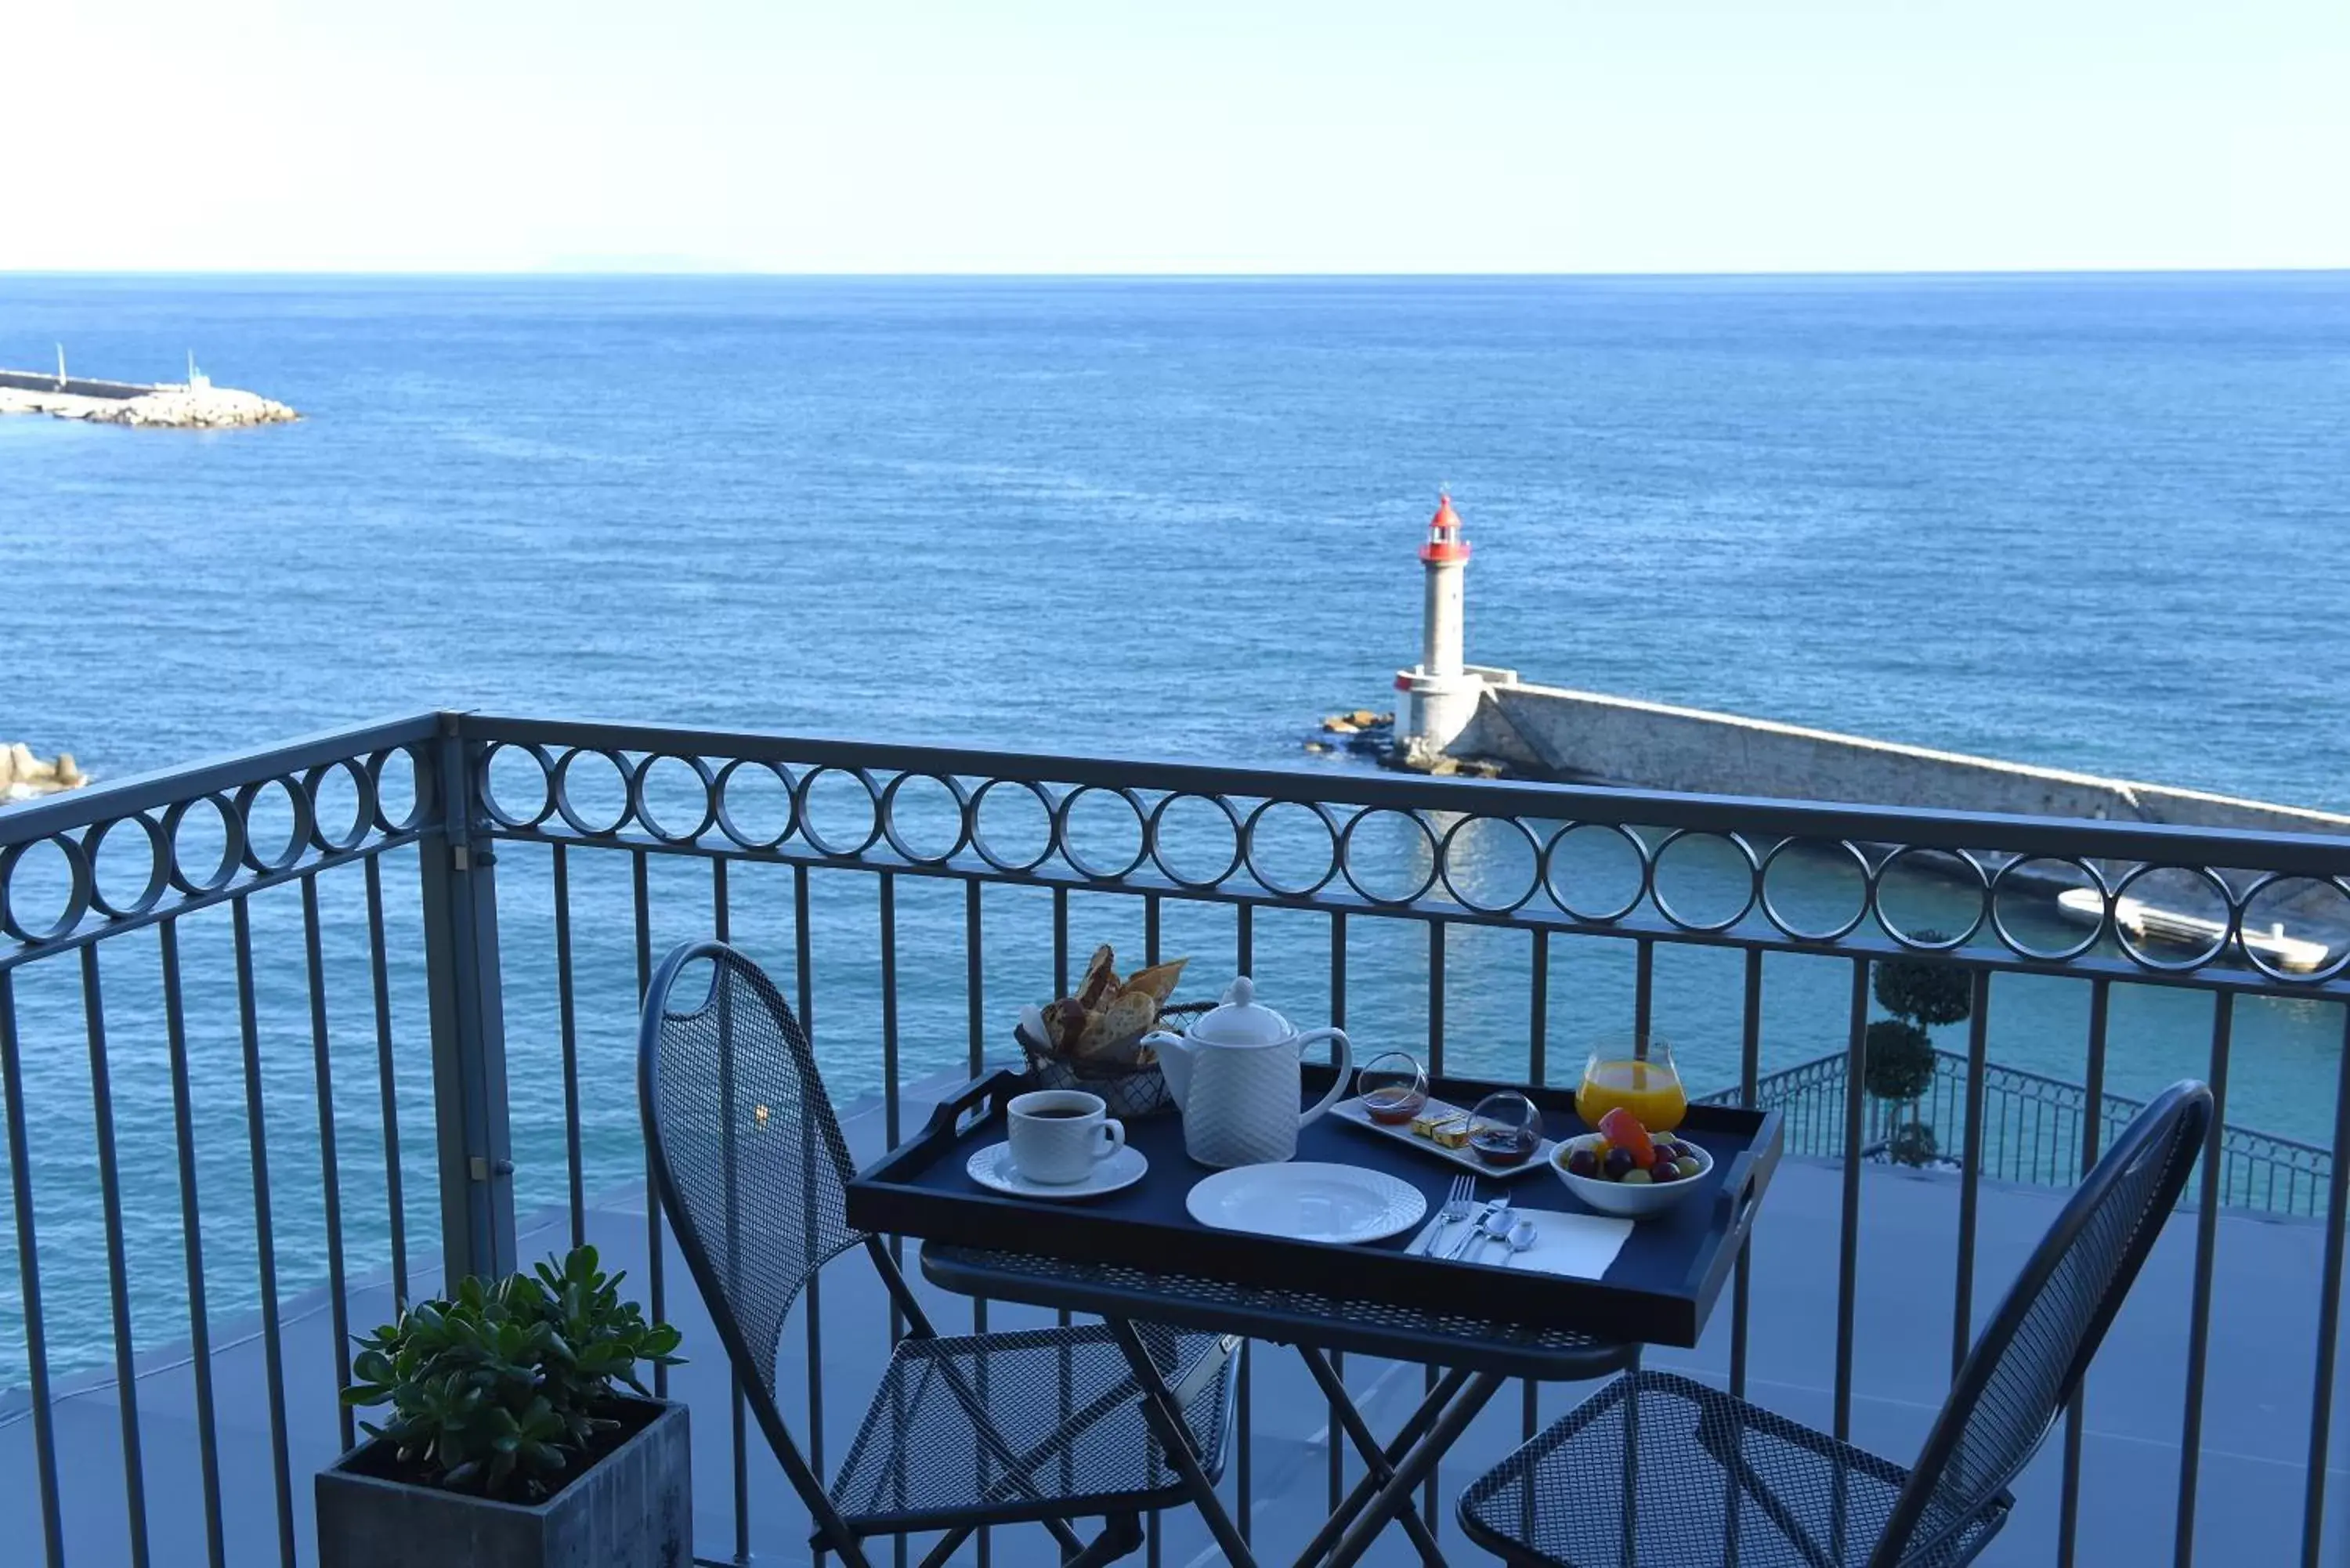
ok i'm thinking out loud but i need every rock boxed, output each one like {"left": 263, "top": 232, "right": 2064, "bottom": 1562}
{"left": 0, "top": 742, "right": 91, "bottom": 800}
{"left": 1303, "top": 741, "right": 1331, "bottom": 753}
{"left": 2, "top": 381, "right": 296, "bottom": 428}
{"left": 1322, "top": 718, "right": 1360, "bottom": 735}
{"left": 1347, "top": 710, "right": 1379, "bottom": 728}
{"left": 1386, "top": 737, "right": 1509, "bottom": 778}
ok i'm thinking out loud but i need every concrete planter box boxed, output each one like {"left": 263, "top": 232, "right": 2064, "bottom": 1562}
{"left": 316, "top": 1398, "right": 690, "bottom": 1568}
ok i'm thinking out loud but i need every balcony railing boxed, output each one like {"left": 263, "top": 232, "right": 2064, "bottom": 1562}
{"left": 1, "top": 711, "right": 2347, "bottom": 1566}
{"left": 1705, "top": 1047, "right": 2337, "bottom": 1216}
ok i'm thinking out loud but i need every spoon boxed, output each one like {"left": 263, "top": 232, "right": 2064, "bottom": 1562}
{"left": 1455, "top": 1198, "right": 1516, "bottom": 1259}
{"left": 1500, "top": 1218, "right": 1538, "bottom": 1269}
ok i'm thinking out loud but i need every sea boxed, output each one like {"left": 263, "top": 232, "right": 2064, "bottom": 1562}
{"left": 1, "top": 271, "right": 2346, "bottom": 1385}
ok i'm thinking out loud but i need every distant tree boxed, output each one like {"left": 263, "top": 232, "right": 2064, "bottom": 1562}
{"left": 1874, "top": 953, "right": 1974, "bottom": 1028}
{"left": 1867, "top": 933, "right": 1974, "bottom": 1167}
{"left": 1864, "top": 1019, "right": 1936, "bottom": 1104}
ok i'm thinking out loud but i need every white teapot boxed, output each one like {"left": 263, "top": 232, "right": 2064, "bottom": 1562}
{"left": 1143, "top": 977, "right": 1352, "bottom": 1167}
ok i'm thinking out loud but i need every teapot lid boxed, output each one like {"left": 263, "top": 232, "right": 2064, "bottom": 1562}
{"left": 1190, "top": 976, "right": 1292, "bottom": 1046}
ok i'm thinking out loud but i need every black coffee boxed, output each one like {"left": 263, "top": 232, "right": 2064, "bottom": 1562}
{"left": 1025, "top": 1107, "right": 1090, "bottom": 1119}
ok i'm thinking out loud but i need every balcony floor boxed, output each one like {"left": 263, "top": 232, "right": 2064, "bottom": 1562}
{"left": 5, "top": 1069, "right": 2345, "bottom": 1567}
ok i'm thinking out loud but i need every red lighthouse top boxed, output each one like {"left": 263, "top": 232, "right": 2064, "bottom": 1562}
{"left": 1419, "top": 493, "right": 1470, "bottom": 564}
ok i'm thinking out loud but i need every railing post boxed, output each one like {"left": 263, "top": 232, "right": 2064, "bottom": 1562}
{"left": 419, "top": 713, "right": 516, "bottom": 1284}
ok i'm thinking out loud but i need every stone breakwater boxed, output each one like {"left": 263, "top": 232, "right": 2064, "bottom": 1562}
{"left": 0, "top": 383, "right": 297, "bottom": 428}
{"left": 0, "top": 744, "right": 87, "bottom": 803}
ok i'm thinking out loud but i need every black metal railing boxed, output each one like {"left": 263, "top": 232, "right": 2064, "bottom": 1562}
{"left": 1703, "top": 1048, "right": 2337, "bottom": 1216}
{"left": 1, "top": 710, "right": 2346, "bottom": 1568}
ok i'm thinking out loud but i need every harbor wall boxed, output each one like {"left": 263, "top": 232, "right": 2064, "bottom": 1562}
{"left": 0, "top": 370, "right": 146, "bottom": 400}
{"left": 1452, "top": 678, "right": 2350, "bottom": 836}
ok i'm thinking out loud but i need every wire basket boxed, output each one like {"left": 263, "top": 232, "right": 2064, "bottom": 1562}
{"left": 1015, "top": 1001, "right": 1209, "bottom": 1120}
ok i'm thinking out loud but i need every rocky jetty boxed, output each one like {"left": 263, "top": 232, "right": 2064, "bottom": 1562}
{"left": 1304, "top": 710, "right": 1396, "bottom": 757}
{"left": 0, "top": 383, "right": 296, "bottom": 428}
{"left": 0, "top": 744, "right": 88, "bottom": 803}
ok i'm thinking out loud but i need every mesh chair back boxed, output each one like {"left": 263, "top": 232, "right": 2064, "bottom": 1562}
{"left": 1873, "top": 1078, "right": 2212, "bottom": 1566}
{"left": 639, "top": 941, "right": 865, "bottom": 1407}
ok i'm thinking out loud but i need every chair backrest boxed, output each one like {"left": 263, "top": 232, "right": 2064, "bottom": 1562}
{"left": 1871, "top": 1078, "right": 2212, "bottom": 1566}
{"left": 638, "top": 940, "right": 866, "bottom": 1411}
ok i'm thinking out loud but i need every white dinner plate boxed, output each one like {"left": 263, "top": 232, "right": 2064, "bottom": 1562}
{"left": 967, "top": 1140, "right": 1149, "bottom": 1200}
{"left": 1184, "top": 1162, "right": 1427, "bottom": 1245}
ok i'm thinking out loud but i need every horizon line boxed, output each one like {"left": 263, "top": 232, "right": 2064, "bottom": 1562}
{"left": 4, "top": 265, "right": 2348, "bottom": 283}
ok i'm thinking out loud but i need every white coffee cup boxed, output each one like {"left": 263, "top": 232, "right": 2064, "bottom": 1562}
{"left": 1007, "top": 1090, "right": 1125, "bottom": 1185}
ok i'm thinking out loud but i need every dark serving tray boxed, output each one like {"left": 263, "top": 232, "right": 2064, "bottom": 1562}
{"left": 847, "top": 1064, "right": 1781, "bottom": 1349}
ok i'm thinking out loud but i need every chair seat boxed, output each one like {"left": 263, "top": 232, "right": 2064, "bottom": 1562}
{"left": 1457, "top": 1371, "right": 2011, "bottom": 1568}
{"left": 827, "top": 1321, "right": 1233, "bottom": 1534}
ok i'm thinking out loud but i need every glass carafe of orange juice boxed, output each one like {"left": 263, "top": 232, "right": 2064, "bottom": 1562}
{"left": 1578, "top": 1035, "right": 1688, "bottom": 1133}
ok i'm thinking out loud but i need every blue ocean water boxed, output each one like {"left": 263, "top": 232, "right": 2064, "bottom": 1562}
{"left": 1, "top": 272, "right": 2346, "bottom": 1383}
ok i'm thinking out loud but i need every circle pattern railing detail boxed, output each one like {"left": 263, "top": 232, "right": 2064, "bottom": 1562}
{"left": 4, "top": 731, "right": 2345, "bottom": 991}
{"left": 442, "top": 743, "right": 2350, "bottom": 989}
{"left": 0, "top": 745, "right": 435, "bottom": 961}
{"left": 1756, "top": 836, "right": 1874, "bottom": 944}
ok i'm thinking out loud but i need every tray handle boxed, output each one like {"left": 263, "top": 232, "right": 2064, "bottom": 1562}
{"left": 918, "top": 1068, "right": 1021, "bottom": 1143}
{"left": 1691, "top": 1109, "right": 1783, "bottom": 1292}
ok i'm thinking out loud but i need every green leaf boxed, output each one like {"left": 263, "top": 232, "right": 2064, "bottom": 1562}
{"left": 349, "top": 1251, "right": 685, "bottom": 1499}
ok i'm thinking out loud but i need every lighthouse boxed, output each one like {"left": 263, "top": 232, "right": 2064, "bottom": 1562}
{"left": 1394, "top": 493, "right": 1487, "bottom": 760}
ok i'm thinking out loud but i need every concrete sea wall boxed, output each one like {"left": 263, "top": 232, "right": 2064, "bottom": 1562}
{"left": 1451, "top": 677, "right": 2350, "bottom": 837}
{"left": 0, "top": 370, "right": 145, "bottom": 400}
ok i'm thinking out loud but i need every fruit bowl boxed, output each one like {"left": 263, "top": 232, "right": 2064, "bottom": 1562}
{"left": 1549, "top": 1133, "right": 1712, "bottom": 1219}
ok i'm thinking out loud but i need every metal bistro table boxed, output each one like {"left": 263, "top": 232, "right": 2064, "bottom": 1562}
{"left": 848, "top": 1067, "right": 1781, "bottom": 1568}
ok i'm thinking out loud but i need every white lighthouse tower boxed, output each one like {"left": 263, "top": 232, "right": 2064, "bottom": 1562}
{"left": 1394, "top": 493, "right": 1486, "bottom": 761}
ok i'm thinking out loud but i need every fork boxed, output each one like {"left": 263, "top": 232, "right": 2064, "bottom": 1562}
{"left": 1449, "top": 1188, "right": 1516, "bottom": 1259}
{"left": 1418, "top": 1174, "right": 1477, "bottom": 1255}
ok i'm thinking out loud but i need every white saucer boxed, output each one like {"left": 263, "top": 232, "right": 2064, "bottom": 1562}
{"left": 967, "top": 1140, "right": 1149, "bottom": 1200}
{"left": 1184, "top": 1161, "right": 1426, "bottom": 1245}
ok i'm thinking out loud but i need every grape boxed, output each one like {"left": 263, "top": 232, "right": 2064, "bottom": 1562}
{"left": 1620, "top": 1169, "right": 1654, "bottom": 1185}
{"left": 1649, "top": 1162, "right": 1678, "bottom": 1183}
{"left": 1603, "top": 1147, "right": 1636, "bottom": 1180}
{"left": 1566, "top": 1148, "right": 1600, "bottom": 1178}
{"left": 1674, "top": 1157, "right": 1704, "bottom": 1180}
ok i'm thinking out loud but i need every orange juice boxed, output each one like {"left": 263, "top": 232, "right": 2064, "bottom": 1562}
{"left": 1577, "top": 1057, "right": 1688, "bottom": 1133}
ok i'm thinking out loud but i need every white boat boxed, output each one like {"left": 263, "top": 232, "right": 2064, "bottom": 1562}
{"left": 2054, "top": 887, "right": 2330, "bottom": 974}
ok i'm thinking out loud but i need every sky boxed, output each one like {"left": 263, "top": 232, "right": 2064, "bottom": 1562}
{"left": 3, "top": 0, "right": 2345, "bottom": 274}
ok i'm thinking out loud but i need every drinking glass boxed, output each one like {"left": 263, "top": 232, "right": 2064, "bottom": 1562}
{"left": 1467, "top": 1089, "right": 1543, "bottom": 1167}
{"left": 1577, "top": 1033, "right": 1688, "bottom": 1133}
{"left": 1355, "top": 1050, "right": 1429, "bottom": 1125}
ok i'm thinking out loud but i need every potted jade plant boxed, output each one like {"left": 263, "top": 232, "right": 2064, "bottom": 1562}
{"left": 316, "top": 1245, "right": 689, "bottom": 1568}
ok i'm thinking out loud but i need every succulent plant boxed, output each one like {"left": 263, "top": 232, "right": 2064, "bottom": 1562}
{"left": 341, "top": 1245, "right": 684, "bottom": 1502}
